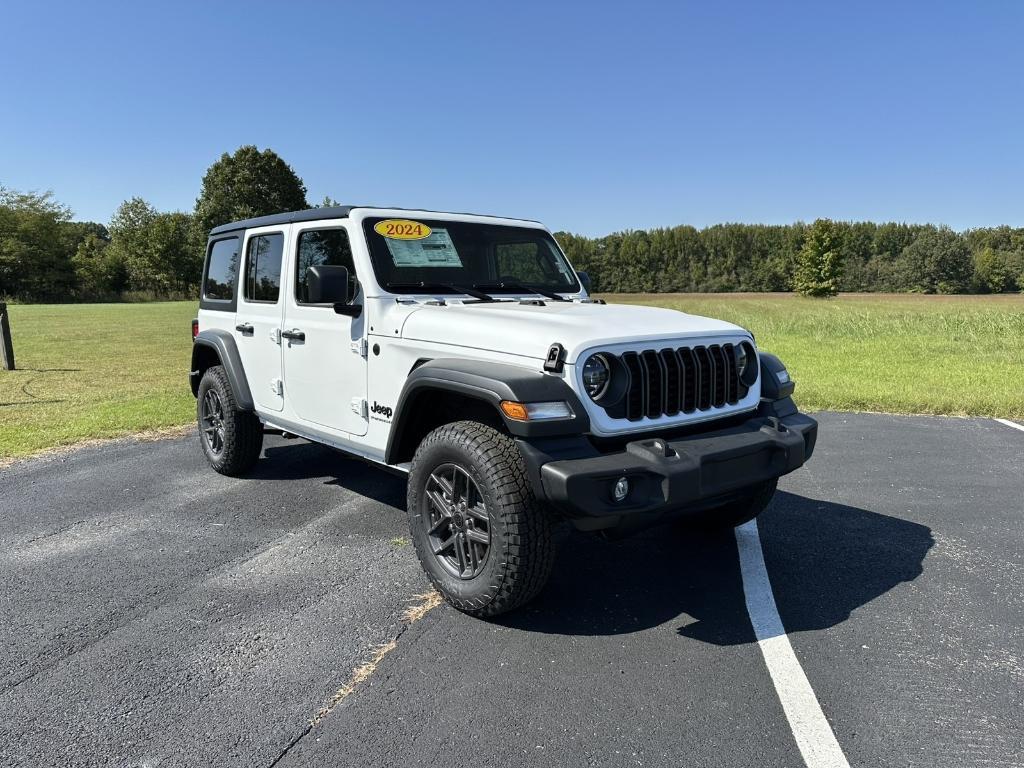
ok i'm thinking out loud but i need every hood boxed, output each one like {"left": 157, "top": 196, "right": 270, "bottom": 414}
{"left": 399, "top": 300, "right": 749, "bottom": 363}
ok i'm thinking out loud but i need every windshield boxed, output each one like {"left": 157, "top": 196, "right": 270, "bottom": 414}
{"left": 362, "top": 216, "right": 580, "bottom": 295}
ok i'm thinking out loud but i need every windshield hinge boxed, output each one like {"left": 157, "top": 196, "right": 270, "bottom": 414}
{"left": 544, "top": 343, "right": 565, "bottom": 373}
{"left": 351, "top": 338, "right": 368, "bottom": 358}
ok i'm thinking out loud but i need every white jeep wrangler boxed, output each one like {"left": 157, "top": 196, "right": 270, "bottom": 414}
{"left": 190, "top": 206, "right": 817, "bottom": 616}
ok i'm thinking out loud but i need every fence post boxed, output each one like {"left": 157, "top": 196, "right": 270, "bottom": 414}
{"left": 0, "top": 302, "right": 15, "bottom": 371}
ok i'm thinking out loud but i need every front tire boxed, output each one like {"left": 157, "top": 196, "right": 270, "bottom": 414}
{"left": 197, "top": 365, "right": 263, "bottom": 476}
{"left": 407, "top": 421, "right": 555, "bottom": 618}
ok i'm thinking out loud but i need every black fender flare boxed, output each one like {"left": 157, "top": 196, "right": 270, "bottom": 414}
{"left": 384, "top": 358, "right": 590, "bottom": 464}
{"left": 190, "top": 329, "right": 255, "bottom": 411}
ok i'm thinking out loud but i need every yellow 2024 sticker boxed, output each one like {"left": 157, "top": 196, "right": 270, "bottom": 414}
{"left": 374, "top": 219, "right": 431, "bottom": 240}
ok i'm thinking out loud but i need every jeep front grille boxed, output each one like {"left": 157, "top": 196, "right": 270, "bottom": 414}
{"left": 609, "top": 343, "right": 747, "bottom": 421}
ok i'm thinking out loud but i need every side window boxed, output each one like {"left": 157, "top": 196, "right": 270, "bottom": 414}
{"left": 204, "top": 237, "right": 240, "bottom": 300}
{"left": 244, "top": 233, "right": 284, "bottom": 302}
{"left": 295, "top": 228, "right": 356, "bottom": 304}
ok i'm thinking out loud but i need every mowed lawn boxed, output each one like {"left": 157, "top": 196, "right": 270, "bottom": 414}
{"left": 1, "top": 302, "right": 198, "bottom": 459}
{"left": 1, "top": 294, "right": 1022, "bottom": 460}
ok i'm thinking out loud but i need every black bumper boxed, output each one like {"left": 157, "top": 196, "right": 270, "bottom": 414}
{"left": 518, "top": 400, "right": 817, "bottom": 522}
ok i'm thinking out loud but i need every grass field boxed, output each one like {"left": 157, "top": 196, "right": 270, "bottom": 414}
{"left": 1, "top": 294, "right": 1022, "bottom": 460}
{"left": 1, "top": 302, "right": 198, "bottom": 460}
{"left": 614, "top": 293, "right": 1024, "bottom": 419}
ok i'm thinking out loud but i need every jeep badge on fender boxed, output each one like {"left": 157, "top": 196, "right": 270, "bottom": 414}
{"left": 189, "top": 205, "right": 817, "bottom": 618}
{"left": 370, "top": 401, "right": 393, "bottom": 420}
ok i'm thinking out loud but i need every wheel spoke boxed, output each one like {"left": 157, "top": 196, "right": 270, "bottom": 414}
{"left": 465, "top": 527, "right": 488, "bottom": 546}
{"left": 432, "top": 472, "right": 454, "bottom": 498}
{"left": 451, "top": 466, "right": 466, "bottom": 505}
{"left": 425, "top": 488, "right": 451, "bottom": 517}
{"left": 454, "top": 532, "right": 467, "bottom": 574}
{"left": 466, "top": 534, "right": 478, "bottom": 572}
{"left": 433, "top": 535, "right": 456, "bottom": 556}
{"left": 427, "top": 514, "right": 450, "bottom": 535}
{"left": 466, "top": 502, "right": 488, "bottom": 522}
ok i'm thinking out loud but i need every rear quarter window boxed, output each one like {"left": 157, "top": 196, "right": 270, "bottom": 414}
{"left": 204, "top": 237, "right": 240, "bottom": 301}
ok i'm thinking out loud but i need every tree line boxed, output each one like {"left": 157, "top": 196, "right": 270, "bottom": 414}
{"left": 556, "top": 220, "right": 1024, "bottom": 296}
{"left": 3, "top": 144, "right": 1023, "bottom": 302}
{"left": 1, "top": 146, "right": 318, "bottom": 302}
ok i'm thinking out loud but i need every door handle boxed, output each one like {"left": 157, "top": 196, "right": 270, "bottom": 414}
{"left": 281, "top": 329, "right": 305, "bottom": 341}
{"left": 235, "top": 323, "right": 254, "bottom": 334}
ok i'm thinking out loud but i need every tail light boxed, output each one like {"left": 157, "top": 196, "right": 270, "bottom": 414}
{"left": 191, "top": 319, "right": 199, "bottom": 340}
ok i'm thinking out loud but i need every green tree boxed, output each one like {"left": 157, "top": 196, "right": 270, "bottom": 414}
{"left": 0, "top": 187, "right": 76, "bottom": 300}
{"left": 147, "top": 212, "right": 196, "bottom": 291}
{"left": 107, "top": 197, "right": 157, "bottom": 290}
{"left": 107, "top": 199, "right": 197, "bottom": 292}
{"left": 793, "top": 219, "right": 844, "bottom": 297}
{"left": 972, "top": 247, "right": 1019, "bottom": 293}
{"left": 71, "top": 234, "right": 127, "bottom": 297}
{"left": 899, "top": 227, "right": 972, "bottom": 294}
{"left": 193, "top": 146, "right": 308, "bottom": 236}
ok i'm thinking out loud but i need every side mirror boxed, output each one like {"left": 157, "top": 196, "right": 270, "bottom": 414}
{"left": 306, "top": 265, "right": 362, "bottom": 317}
{"left": 576, "top": 270, "right": 592, "bottom": 294}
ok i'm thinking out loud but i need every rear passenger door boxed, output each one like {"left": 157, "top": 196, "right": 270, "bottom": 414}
{"left": 234, "top": 226, "right": 286, "bottom": 413}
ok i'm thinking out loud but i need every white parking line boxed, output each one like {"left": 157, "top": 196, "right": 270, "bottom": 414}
{"left": 735, "top": 520, "right": 851, "bottom": 768}
{"left": 994, "top": 418, "right": 1024, "bottom": 433}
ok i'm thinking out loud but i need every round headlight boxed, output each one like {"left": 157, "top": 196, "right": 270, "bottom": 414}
{"left": 581, "top": 354, "right": 611, "bottom": 399}
{"left": 735, "top": 341, "right": 758, "bottom": 386}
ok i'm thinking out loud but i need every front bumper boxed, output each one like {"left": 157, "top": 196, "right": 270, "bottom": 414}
{"left": 521, "top": 403, "right": 817, "bottom": 521}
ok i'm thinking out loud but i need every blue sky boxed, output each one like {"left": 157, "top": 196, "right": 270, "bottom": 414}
{"left": 2, "top": 1, "right": 1022, "bottom": 236}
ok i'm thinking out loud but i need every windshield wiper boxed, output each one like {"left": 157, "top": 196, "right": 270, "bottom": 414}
{"left": 473, "top": 281, "right": 569, "bottom": 302}
{"left": 384, "top": 281, "right": 497, "bottom": 302}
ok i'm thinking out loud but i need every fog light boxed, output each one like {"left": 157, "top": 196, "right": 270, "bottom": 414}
{"left": 612, "top": 476, "right": 629, "bottom": 502}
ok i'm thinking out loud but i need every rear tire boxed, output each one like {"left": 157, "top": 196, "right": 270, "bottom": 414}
{"left": 197, "top": 365, "right": 263, "bottom": 476}
{"left": 688, "top": 479, "right": 777, "bottom": 530}
{"left": 407, "top": 421, "right": 555, "bottom": 618}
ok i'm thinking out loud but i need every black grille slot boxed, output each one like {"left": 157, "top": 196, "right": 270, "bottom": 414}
{"left": 640, "top": 350, "right": 664, "bottom": 418}
{"left": 723, "top": 343, "right": 738, "bottom": 403}
{"left": 614, "top": 343, "right": 744, "bottom": 421}
{"left": 694, "top": 347, "right": 712, "bottom": 410}
{"left": 661, "top": 349, "right": 681, "bottom": 415}
{"left": 710, "top": 345, "right": 727, "bottom": 408}
{"left": 679, "top": 348, "right": 697, "bottom": 413}
{"left": 622, "top": 351, "right": 644, "bottom": 421}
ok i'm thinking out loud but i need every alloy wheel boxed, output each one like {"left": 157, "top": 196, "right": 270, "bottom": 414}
{"left": 201, "top": 389, "right": 226, "bottom": 455}
{"left": 424, "top": 463, "right": 491, "bottom": 579}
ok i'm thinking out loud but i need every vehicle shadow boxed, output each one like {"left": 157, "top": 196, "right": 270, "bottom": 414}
{"left": 250, "top": 441, "right": 934, "bottom": 644}
{"left": 499, "top": 491, "right": 934, "bottom": 644}
{"left": 256, "top": 440, "right": 407, "bottom": 509}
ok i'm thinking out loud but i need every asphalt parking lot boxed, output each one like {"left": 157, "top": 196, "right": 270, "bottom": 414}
{"left": 1, "top": 412, "right": 1022, "bottom": 767}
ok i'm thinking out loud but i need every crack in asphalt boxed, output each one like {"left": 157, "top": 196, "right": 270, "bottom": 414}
{"left": 266, "top": 591, "right": 442, "bottom": 768}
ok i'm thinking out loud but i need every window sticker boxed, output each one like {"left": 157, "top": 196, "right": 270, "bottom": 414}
{"left": 374, "top": 219, "right": 431, "bottom": 240}
{"left": 385, "top": 227, "right": 464, "bottom": 268}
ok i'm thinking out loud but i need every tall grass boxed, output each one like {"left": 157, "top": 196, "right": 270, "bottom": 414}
{"left": 610, "top": 293, "right": 1024, "bottom": 418}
